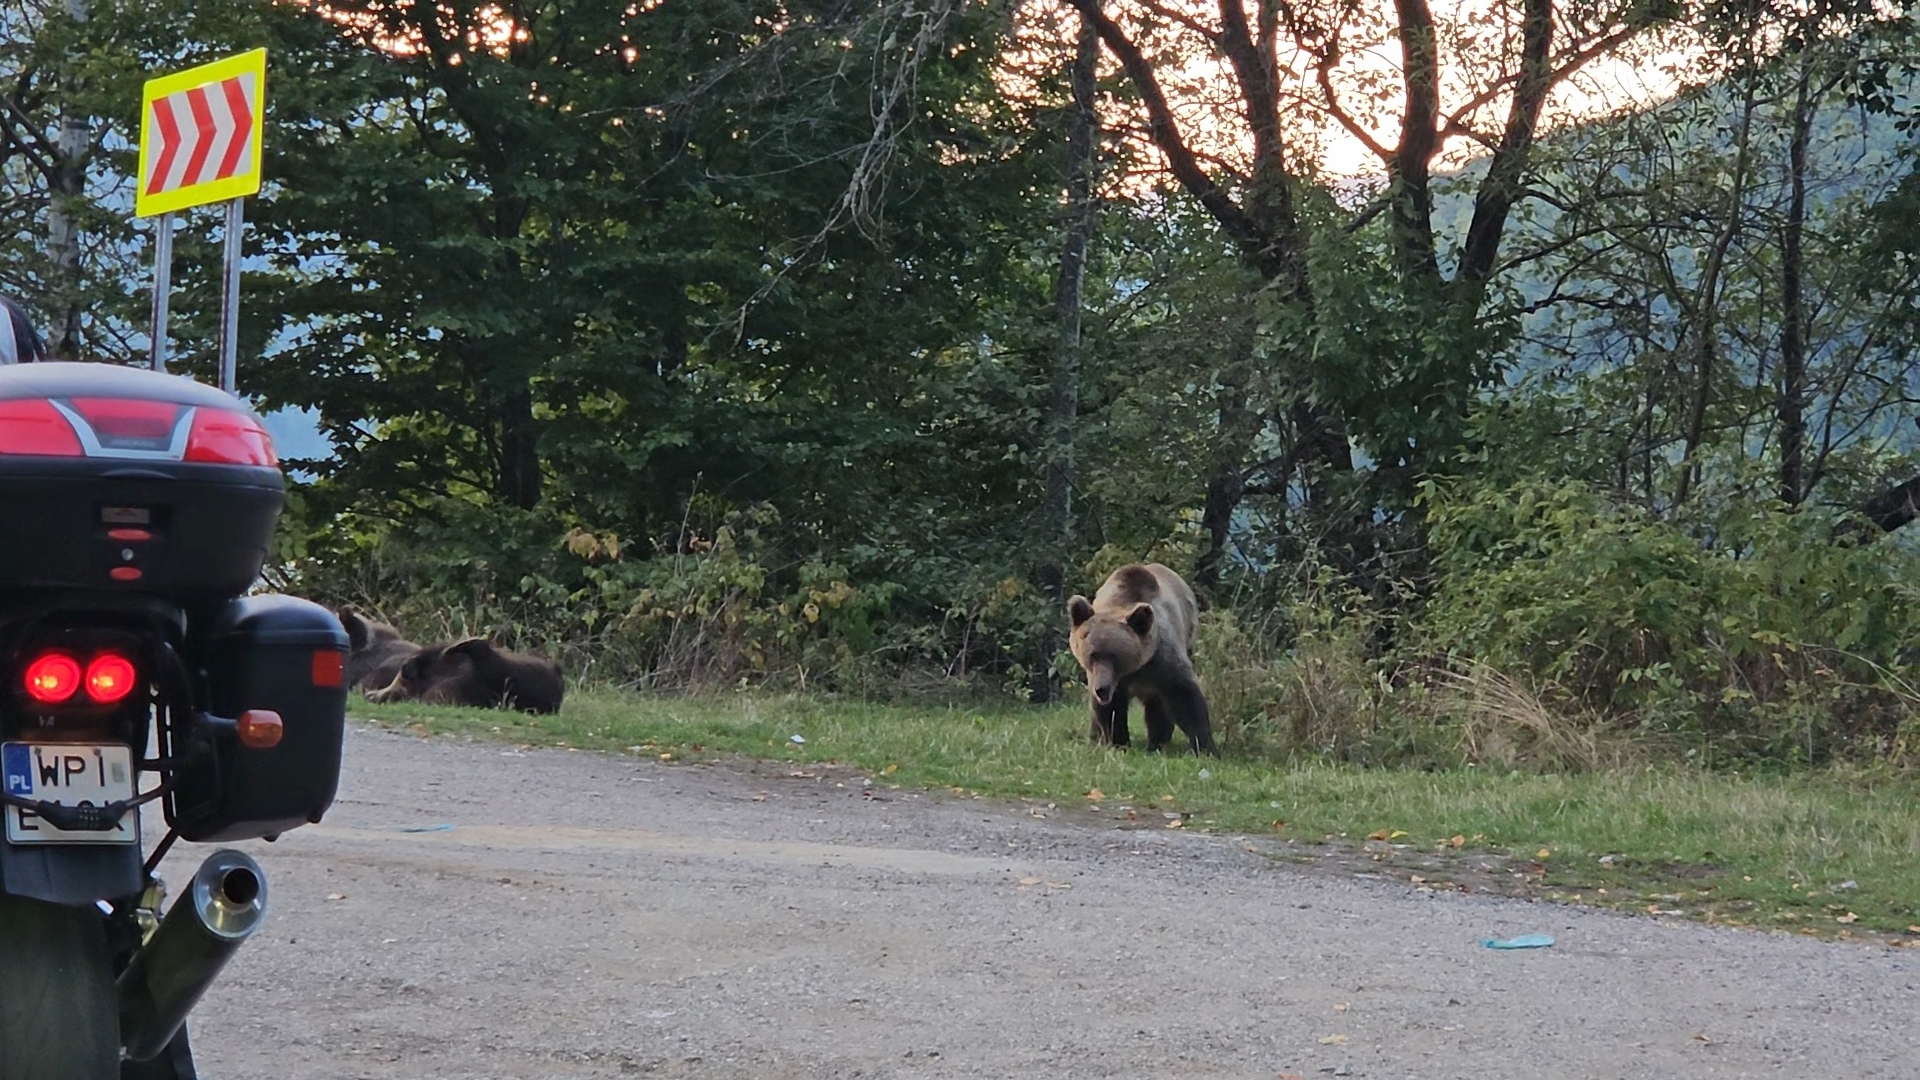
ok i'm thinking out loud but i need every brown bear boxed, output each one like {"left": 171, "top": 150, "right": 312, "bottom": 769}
{"left": 1067, "top": 563, "right": 1214, "bottom": 754}
{"left": 363, "top": 637, "right": 565, "bottom": 715}
{"left": 336, "top": 608, "right": 423, "bottom": 692}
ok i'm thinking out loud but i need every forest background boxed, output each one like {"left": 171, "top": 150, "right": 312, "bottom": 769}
{"left": 7, "top": 0, "right": 1920, "bottom": 775}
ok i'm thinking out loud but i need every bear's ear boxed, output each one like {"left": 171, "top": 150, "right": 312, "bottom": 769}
{"left": 337, "top": 608, "right": 369, "bottom": 650}
{"left": 447, "top": 637, "right": 501, "bottom": 664}
{"left": 1125, "top": 602, "right": 1154, "bottom": 637}
{"left": 1068, "top": 596, "right": 1095, "bottom": 627}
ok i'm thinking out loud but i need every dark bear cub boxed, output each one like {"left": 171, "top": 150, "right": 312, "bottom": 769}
{"left": 337, "top": 608, "right": 423, "bottom": 692}
{"left": 364, "top": 638, "right": 565, "bottom": 715}
{"left": 1067, "top": 563, "right": 1214, "bottom": 754}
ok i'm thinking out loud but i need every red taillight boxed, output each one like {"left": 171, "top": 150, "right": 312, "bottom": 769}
{"left": 183, "top": 407, "right": 277, "bottom": 467}
{"left": 84, "top": 654, "right": 137, "bottom": 704}
{"left": 23, "top": 654, "right": 82, "bottom": 703}
{"left": 67, "top": 398, "right": 186, "bottom": 453}
{"left": 0, "top": 400, "right": 84, "bottom": 456}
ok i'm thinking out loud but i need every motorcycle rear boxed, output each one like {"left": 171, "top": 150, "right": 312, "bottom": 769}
{"left": 0, "top": 363, "right": 348, "bottom": 1080}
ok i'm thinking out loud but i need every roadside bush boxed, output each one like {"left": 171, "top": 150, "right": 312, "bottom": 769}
{"left": 1420, "top": 479, "right": 1920, "bottom": 763}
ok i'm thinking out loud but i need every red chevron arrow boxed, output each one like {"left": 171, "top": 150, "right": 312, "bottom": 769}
{"left": 142, "top": 72, "right": 258, "bottom": 197}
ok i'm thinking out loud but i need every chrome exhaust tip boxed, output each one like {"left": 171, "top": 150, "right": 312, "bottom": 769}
{"left": 117, "top": 849, "right": 269, "bottom": 1062}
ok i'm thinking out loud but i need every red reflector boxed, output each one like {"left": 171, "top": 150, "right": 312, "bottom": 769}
{"left": 23, "top": 654, "right": 82, "bottom": 703}
{"left": 312, "top": 649, "right": 344, "bottom": 688}
{"left": 68, "top": 398, "right": 186, "bottom": 452}
{"left": 110, "top": 567, "right": 143, "bottom": 582}
{"left": 184, "top": 408, "right": 277, "bottom": 467}
{"left": 107, "top": 528, "right": 152, "bottom": 542}
{"left": 0, "top": 399, "right": 83, "bottom": 457}
{"left": 84, "top": 654, "right": 138, "bottom": 704}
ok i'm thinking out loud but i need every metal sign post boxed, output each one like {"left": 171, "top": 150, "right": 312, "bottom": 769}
{"left": 134, "top": 49, "right": 266, "bottom": 391}
{"left": 217, "top": 198, "right": 243, "bottom": 393}
{"left": 147, "top": 213, "right": 173, "bottom": 373}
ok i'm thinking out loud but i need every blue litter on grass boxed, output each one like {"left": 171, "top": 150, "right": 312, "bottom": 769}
{"left": 400, "top": 824, "right": 456, "bottom": 833}
{"left": 1482, "top": 933, "right": 1555, "bottom": 949}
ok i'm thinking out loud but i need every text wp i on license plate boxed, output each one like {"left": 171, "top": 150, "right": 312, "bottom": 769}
{"left": 1, "top": 743, "right": 137, "bottom": 844}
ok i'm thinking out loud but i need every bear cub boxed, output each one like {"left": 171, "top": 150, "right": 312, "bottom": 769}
{"left": 365, "top": 638, "right": 566, "bottom": 715}
{"left": 1067, "top": 563, "right": 1214, "bottom": 754}
{"left": 336, "top": 608, "right": 423, "bottom": 692}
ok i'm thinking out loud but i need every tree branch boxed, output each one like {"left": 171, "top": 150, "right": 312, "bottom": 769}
{"left": 1456, "top": 0, "right": 1554, "bottom": 288}
{"left": 1065, "top": 0, "right": 1273, "bottom": 263}
{"left": 1314, "top": 56, "right": 1390, "bottom": 161}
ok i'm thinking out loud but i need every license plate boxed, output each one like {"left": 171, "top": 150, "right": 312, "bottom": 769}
{"left": 1, "top": 743, "right": 137, "bottom": 844}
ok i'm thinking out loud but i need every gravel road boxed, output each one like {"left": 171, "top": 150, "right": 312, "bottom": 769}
{"left": 162, "top": 723, "right": 1918, "bottom": 1080}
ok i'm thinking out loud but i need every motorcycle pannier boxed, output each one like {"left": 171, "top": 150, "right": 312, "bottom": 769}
{"left": 170, "top": 595, "right": 348, "bottom": 842}
{"left": 0, "top": 363, "right": 283, "bottom": 603}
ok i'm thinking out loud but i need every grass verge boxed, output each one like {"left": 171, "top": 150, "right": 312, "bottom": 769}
{"left": 358, "top": 689, "right": 1920, "bottom": 943}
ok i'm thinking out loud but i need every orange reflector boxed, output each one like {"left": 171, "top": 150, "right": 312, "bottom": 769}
{"left": 109, "top": 567, "right": 142, "bottom": 582}
{"left": 237, "top": 710, "right": 283, "bottom": 750}
{"left": 311, "top": 649, "right": 344, "bottom": 689}
{"left": 23, "top": 653, "right": 82, "bottom": 703}
{"left": 84, "top": 654, "right": 137, "bottom": 704}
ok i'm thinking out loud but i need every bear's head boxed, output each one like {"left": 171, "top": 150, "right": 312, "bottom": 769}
{"left": 1067, "top": 596, "right": 1156, "bottom": 706}
{"left": 365, "top": 637, "right": 504, "bottom": 707}
{"left": 337, "top": 607, "right": 404, "bottom": 651}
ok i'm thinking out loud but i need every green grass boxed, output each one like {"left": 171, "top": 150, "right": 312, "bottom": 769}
{"left": 358, "top": 688, "right": 1920, "bottom": 942}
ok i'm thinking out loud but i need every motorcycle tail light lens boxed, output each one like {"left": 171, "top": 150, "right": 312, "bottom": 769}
{"left": 84, "top": 653, "right": 138, "bottom": 704}
{"left": 23, "top": 653, "right": 82, "bottom": 703}
{"left": 0, "top": 400, "right": 84, "bottom": 456}
{"left": 183, "top": 407, "right": 278, "bottom": 467}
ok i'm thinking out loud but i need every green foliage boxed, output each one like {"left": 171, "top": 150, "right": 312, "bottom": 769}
{"left": 1422, "top": 478, "right": 1920, "bottom": 762}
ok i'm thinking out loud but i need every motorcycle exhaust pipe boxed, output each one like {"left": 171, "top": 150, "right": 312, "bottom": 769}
{"left": 117, "top": 849, "right": 270, "bottom": 1062}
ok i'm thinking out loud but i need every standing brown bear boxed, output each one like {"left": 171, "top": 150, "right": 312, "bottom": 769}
{"left": 1067, "top": 563, "right": 1214, "bottom": 754}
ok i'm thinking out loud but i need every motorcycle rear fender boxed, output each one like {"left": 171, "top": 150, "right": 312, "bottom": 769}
{"left": 0, "top": 836, "right": 142, "bottom": 904}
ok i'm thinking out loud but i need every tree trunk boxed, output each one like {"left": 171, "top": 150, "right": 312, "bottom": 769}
{"left": 44, "top": 0, "right": 88, "bottom": 359}
{"left": 1777, "top": 47, "right": 1813, "bottom": 508}
{"left": 1034, "top": 14, "right": 1100, "bottom": 701}
{"left": 497, "top": 381, "right": 542, "bottom": 510}
{"left": 1040, "top": 14, "right": 1098, "bottom": 578}
{"left": 1673, "top": 56, "right": 1760, "bottom": 507}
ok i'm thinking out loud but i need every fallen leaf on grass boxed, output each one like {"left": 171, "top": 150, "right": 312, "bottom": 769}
{"left": 1836, "top": 912, "right": 1859, "bottom": 924}
{"left": 1272, "top": 820, "right": 1287, "bottom": 831}
{"left": 1086, "top": 788, "right": 1105, "bottom": 802}
{"left": 1317, "top": 1034, "right": 1349, "bottom": 1046}
{"left": 1448, "top": 835, "right": 1466, "bottom": 848}
{"left": 1165, "top": 819, "right": 1184, "bottom": 829}
{"left": 1536, "top": 848, "right": 1552, "bottom": 860}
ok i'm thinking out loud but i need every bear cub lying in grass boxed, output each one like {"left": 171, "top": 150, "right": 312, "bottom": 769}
{"left": 336, "top": 608, "right": 565, "bottom": 715}
{"left": 1067, "top": 563, "right": 1214, "bottom": 754}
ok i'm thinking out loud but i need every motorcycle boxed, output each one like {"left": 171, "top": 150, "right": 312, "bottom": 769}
{"left": 0, "top": 361, "right": 347, "bottom": 1080}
